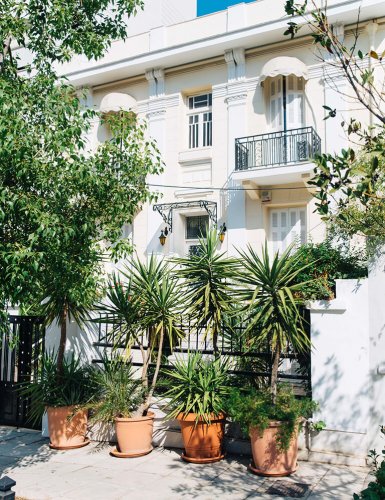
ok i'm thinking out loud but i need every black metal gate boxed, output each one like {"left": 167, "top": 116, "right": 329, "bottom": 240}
{"left": 0, "top": 316, "right": 45, "bottom": 429}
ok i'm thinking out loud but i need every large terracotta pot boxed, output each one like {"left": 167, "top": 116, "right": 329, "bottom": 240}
{"left": 249, "top": 421, "right": 298, "bottom": 476}
{"left": 178, "top": 413, "right": 225, "bottom": 464}
{"left": 47, "top": 406, "right": 89, "bottom": 450}
{"left": 113, "top": 412, "right": 155, "bottom": 458}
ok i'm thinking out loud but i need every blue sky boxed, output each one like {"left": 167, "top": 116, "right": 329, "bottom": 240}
{"left": 197, "top": 0, "right": 256, "bottom": 16}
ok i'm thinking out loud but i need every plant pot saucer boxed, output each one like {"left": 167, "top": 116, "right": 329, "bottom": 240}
{"left": 181, "top": 453, "right": 225, "bottom": 464}
{"left": 49, "top": 438, "right": 90, "bottom": 450}
{"left": 248, "top": 462, "right": 297, "bottom": 477}
{"left": 110, "top": 446, "right": 153, "bottom": 459}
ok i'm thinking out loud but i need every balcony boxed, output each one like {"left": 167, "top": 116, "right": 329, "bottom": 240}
{"left": 235, "top": 127, "right": 321, "bottom": 171}
{"left": 232, "top": 127, "right": 321, "bottom": 187}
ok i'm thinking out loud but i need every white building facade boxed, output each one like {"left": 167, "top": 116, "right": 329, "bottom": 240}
{"left": 57, "top": 0, "right": 385, "bottom": 260}
{"left": 42, "top": 0, "right": 385, "bottom": 465}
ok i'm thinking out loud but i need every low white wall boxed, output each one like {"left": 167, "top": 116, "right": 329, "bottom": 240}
{"left": 308, "top": 276, "right": 383, "bottom": 466}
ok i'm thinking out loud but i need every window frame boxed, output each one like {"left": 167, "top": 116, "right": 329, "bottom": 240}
{"left": 187, "top": 92, "right": 213, "bottom": 149}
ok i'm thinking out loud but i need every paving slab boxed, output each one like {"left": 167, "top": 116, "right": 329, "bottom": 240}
{"left": 0, "top": 427, "right": 370, "bottom": 500}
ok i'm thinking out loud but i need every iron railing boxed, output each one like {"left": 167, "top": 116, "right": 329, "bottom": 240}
{"left": 235, "top": 126, "right": 321, "bottom": 170}
{"left": 92, "top": 314, "right": 311, "bottom": 391}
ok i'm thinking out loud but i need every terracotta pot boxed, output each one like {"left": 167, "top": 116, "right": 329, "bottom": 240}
{"left": 178, "top": 413, "right": 225, "bottom": 463}
{"left": 114, "top": 412, "right": 155, "bottom": 457}
{"left": 47, "top": 406, "right": 89, "bottom": 450}
{"left": 249, "top": 421, "right": 298, "bottom": 476}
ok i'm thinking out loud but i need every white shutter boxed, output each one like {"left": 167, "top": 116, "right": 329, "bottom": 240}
{"left": 269, "top": 77, "right": 283, "bottom": 132}
{"left": 271, "top": 208, "right": 307, "bottom": 253}
{"left": 286, "top": 77, "right": 305, "bottom": 130}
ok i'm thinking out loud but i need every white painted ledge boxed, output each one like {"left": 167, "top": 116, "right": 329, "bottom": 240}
{"left": 307, "top": 299, "right": 346, "bottom": 313}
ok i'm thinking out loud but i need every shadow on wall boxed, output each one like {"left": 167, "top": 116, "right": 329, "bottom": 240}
{"left": 311, "top": 325, "right": 371, "bottom": 458}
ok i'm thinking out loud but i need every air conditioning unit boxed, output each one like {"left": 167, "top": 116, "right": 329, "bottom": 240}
{"left": 261, "top": 190, "right": 272, "bottom": 203}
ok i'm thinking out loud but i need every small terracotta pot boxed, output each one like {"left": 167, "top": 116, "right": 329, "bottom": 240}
{"left": 249, "top": 421, "right": 298, "bottom": 477}
{"left": 178, "top": 413, "right": 225, "bottom": 463}
{"left": 113, "top": 412, "right": 155, "bottom": 457}
{"left": 47, "top": 406, "right": 89, "bottom": 450}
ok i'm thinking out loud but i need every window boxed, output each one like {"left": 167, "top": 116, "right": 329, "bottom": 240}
{"left": 268, "top": 76, "right": 305, "bottom": 132}
{"left": 270, "top": 208, "right": 306, "bottom": 253}
{"left": 188, "top": 93, "right": 212, "bottom": 149}
{"left": 186, "top": 215, "right": 209, "bottom": 240}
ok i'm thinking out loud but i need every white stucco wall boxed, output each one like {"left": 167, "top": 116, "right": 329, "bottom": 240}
{"left": 309, "top": 279, "right": 370, "bottom": 465}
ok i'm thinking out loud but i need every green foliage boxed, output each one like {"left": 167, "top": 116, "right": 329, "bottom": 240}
{"left": 283, "top": 1, "right": 385, "bottom": 245}
{"left": 0, "top": 0, "right": 144, "bottom": 69}
{"left": 225, "top": 385, "right": 317, "bottom": 452}
{"left": 162, "top": 352, "right": 231, "bottom": 424}
{"left": 309, "top": 130, "right": 385, "bottom": 243}
{"left": 94, "top": 255, "right": 183, "bottom": 411}
{"left": 354, "top": 427, "right": 385, "bottom": 499}
{"left": 89, "top": 357, "right": 145, "bottom": 423}
{"left": 237, "top": 243, "right": 311, "bottom": 398}
{"left": 20, "top": 353, "right": 97, "bottom": 425}
{"left": 292, "top": 240, "right": 367, "bottom": 301}
{"left": 0, "top": 0, "right": 162, "bottom": 352}
{"left": 174, "top": 229, "right": 240, "bottom": 352}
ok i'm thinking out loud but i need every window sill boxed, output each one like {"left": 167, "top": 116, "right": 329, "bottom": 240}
{"left": 179, "top": 148, "right": 212, "bottom": 165}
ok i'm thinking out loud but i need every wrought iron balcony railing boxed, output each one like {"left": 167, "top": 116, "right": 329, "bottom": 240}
{"left": 235, "top": 126, "right": 321, "bottom": 171}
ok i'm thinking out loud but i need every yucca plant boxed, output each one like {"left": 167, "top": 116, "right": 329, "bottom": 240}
{"left": 95, "top": 255, "right": 183, "bottom": 414}
{"left": 20, "top": 352, "right": 98, "bottom": 425}
{"left": 174, "top": 229, "right": 240, "bottom": 353}
{"left": 162, "top": 352, "right": 231, "bottom": 424}
{"left": 89, "top": 356, "right": 146, "bottom": 422}
{"left": 237, "top": 243, "right": 312, "bottom": 403}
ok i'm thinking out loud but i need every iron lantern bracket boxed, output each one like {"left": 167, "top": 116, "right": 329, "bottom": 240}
{"left": 153, "top": 200, "right": 217, "bottom": 233}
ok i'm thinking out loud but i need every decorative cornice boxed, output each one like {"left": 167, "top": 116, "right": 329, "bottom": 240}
{"left": 146, "top": 109, "right": 166, "bottom": 119}
{"left": 225, "top": 93, "right": 248, "bottom": 104}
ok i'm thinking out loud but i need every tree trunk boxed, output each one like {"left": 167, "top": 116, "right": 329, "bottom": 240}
{"left": 271, "top": 346, "right": 281, "bottom": 405}
{"left": 143, "top": 326, "right": 164, "bottom": 416}
{"left": 57, "top": 305, "right": 68, "bottom": 378}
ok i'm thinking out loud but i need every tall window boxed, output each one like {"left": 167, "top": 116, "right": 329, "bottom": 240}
{"left": 188, "top": 93, "right": 212, "bottom": 149}
{"left": 269, "top": 76, "right": 305, "bottom": 132}
{"left": 270, "top": 208, "right": 306, "bottom": 254}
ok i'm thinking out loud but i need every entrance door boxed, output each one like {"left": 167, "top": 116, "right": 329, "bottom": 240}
{"left": 0, "top": 316, "right": 45, "bottom": 428}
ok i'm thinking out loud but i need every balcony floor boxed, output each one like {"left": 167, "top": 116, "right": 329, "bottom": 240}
{"left": 232, "top": 162, "right": 314, "bottom": 186}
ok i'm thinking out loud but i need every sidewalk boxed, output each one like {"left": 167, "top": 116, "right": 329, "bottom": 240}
{"left": 0, "top": 427, "right": 369, "bottom": 499}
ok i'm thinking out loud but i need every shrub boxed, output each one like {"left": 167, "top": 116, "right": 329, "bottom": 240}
{"left": 292, "top": 240, "right": 367, "bottom": 301}
{"left": 225, "top": 385, "right": 318, "bottom": 452}
{"left": 162, "top": 352, "right": 231, "bottom": 424}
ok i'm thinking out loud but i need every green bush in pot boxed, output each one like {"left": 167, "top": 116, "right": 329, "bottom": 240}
{"left": 225, "top": 385, "right": 317, "bottom": 453}
{"left": 235, "top": 242, "right": 316, "bottom": 476}
{"left": 162, "top": 352, "right": 231, "bottom": 463}
{"left": 21, "top": 353, "right": 97, "bottom": 449}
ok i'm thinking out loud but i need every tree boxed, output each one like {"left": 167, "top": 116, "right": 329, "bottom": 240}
{"left": 174, "top": 229, "right": 240, "bottom": 354}
{"left": 0, "top": 1, "right": 164, "bottom": 374}
{"left": 95, "top": 256, "right": 183, "bottom": 414}
{"left": 237, "top": 243, "right": 311, "bottom": 403}
{"left": 283, "top": 1, "right": 385, "bottom": 243}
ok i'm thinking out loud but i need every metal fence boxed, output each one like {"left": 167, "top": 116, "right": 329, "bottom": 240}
{"left": 92, "top": 313, "right": 311, "bottom": 392}
{"left": 0, "top": 316, "right": 45, "bottom": 428}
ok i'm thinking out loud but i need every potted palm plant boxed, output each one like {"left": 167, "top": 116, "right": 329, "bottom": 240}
{"left": 233, "top": 243, "right": 314, "bottom": 476}
{"left": 162, "top": 352, "right": 231, "bottom": 463}
{"left": 88, "top": 356, "right": 150, "bottom": 457}
{"left": 174, "top": 228, "right": 239, "bottom": 353}
{"left": 21, "top": 353, "right": 97, "bottom": 449}
{"left": 95, "top": 255, "right": 183, "bottom": 457}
